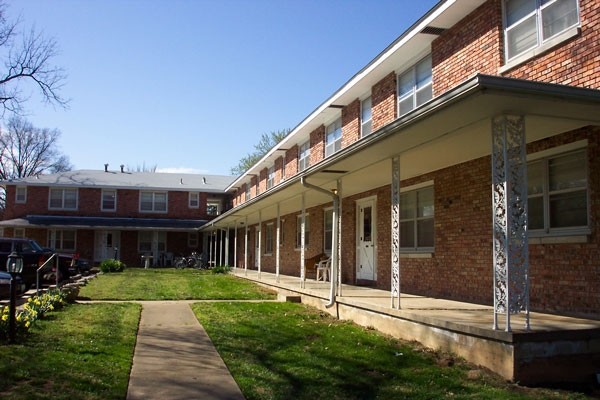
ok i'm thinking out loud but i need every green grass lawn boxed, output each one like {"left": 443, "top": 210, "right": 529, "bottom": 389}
{"left": 193, "top": 302, "right": 592, "bottom": 400}
{"left": 0, "top": 303, "right": 140, "bottom": 400}
{"left": 78, "top": 268, "right": 277, "bottom": 300}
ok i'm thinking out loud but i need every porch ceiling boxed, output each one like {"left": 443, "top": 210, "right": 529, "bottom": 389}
{"left": 208, "top": 75, "right": 600, "bottom": 229}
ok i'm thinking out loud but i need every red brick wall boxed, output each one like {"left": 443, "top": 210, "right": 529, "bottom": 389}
{"left": 310, "top": 126, "right": 325, "bottom": 165}
{"left": 286, "top": 145, "right": 299, "bottom": 179}
{"left": 342, "top": 99, "right": 360, "bottom": 148}
{"left": 432, "top": 0, "right": 502, "bottom": 95}
{"left": 371, "top": 72, "right": 397, "bottom": 131}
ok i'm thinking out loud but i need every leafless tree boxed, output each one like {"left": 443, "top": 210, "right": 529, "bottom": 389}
{"left": 0, "top": 1, "right": 68, "bottom": 117}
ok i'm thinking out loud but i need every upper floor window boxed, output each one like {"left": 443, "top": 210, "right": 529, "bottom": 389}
{"left": 398, "top": 55, "right": 432, "bottom": 117}
{"left": 140, "top": 191, "right": 167, "bottom": 213}
{"left": 189, "top": 192, "right": 200, "bottom": 208}
{"left": 15, "top": 186, "right": 27, "bottom": 204}
{"left": 102, "top": 189, "right": 117, "bottom": 211}
{"left": 47, "top": 229, "right": 76, "bottom": 251}
{"left": 207, "top": 199, "right": 221, "bottom": 216}
{"left": 245, "top": 184, "right": 251, "bottom": 201}
{"left": 325, "top": 118, "right": 342, "bottom": 158}
{"left": 504, "top": 0, "right": 579, "bottom": 61}
{"left": 267, "top": 166, "right": 275, "bottom": 189}
{"left": 298, "top": 141, "right": 310, "bottom": 172}
{"left": 528, "top": 149, "right": 588, "bottom": 236}
{"left": 400, "top": 185, "right": 434, "bottom": 252}
{"left": 49, "top": 188, "right": 78, "bottom": 210}
{"left": 361, "top": 97, "right": 372, "bottom": 137}
{"left": 281, "top": 157, "right": 287, "bottom": 182}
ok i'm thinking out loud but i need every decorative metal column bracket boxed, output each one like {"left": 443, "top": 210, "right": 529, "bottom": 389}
{"left": 391, "top": 156, "right": 401, "bottom": 309}
{"left": 491, "top": 115, "right": 530, "bottom": 332}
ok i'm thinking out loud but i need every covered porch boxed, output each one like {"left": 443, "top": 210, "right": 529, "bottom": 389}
{"left": 232, "top": 268, "right": 600, "bottom": 386}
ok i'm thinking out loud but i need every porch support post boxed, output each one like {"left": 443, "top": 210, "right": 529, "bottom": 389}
{"left": 244, "top": 217, "right": 248, "bottom": 276}
{"left": 336, "top": 179, "right": 343, "bottom": 297}
{"left": 257, "top": 210, "right": 262, "bottom": 280}
{"left": 213, "top": 231, "right": 218, "bottom": 267}
{"left": 233, "top": 222, "right": 238, "bottom": 270}
{"left": 208, "top": 230, "right": 213, "bottom": 268}
{"left": 300, "top": 193, "right": 306, "bottom": 288}
{"left": 225, "top": 226, "right": 230, "bottom": 267}
{"left": 276, "top": 203, "right": 281, "bottom": 283}
{"left": 218, "top": 230, "right": 222, "bottom": 266}
{"left": 391, "top": 156, "right": 401, "bottom": 309}
{"left": 491, "top": 115, "right": 530, "bottom": 332}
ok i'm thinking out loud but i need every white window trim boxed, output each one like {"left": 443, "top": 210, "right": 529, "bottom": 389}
{"left": 47, "top": 229, "right": 77, "bottom": 251}
{"left": 15, "top": 186, "right": 27, "bottom": 204}
{"left": 14, "top": 228, "right": 25, "bottom": 238}
{"left": 101, "top": 189, "right": 117, "bottom": 211}
{"left": 298, "top": 140, "right": 310, "bottom": 172}
{"left": 48, "top": 188, "right": 78, "bottom": 211}
{"left": 399, "top": 183, "right": 435, "bottom": 253}
{"left": 323, "top": 207, "right": 333, "bottom": 255}
{"left": 139, "top": 191, "right": 168, "bottom": 213}
{"left": 267, "top": 166, "right": 275, "bottom": 190}
{"left": 325, "top": 117, "right": 342, "bottom": 158}
{"left": 188, "top": 232, "right": 199, "bottom": 247}
{"left": 264, "top": 222, "right": 274, "bottom": 255}
{"left": 397, "top": 55, "right": 432, "bottom": 117}
{"left": 361, "top": 96, "right": 372, "bottom": 138}
{"left": 189, "top": 192, "right": 200, "bottom": 209}
{"left": 207, "top": 199, "right": 221, "bottom": 216}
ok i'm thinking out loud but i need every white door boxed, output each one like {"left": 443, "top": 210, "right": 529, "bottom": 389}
{"left": 94, "top": 231, "right": 120, "bottom": 262}
{"left": 356, "top": 198, "right": 376, "bottom": 281}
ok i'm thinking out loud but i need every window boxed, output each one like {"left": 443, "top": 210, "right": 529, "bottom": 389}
{"left": 267, "top": 166, "right": 275, "bottom": 189}
{"left": 265, "top": 223, "right": 274, "bottom": 254}
{"left": 188, "top": 232, "right": 198, "bottom": 247}
{"left": 189, "top": 192, "right": 200, "bottom": 208}
{"left": 281, "top": 157, "right": 287, "bottom": 182}
{"left": 528, "top": 150, "right": 588, "bottom": 235}
{"left": 298, "top": 141, "right": 310, "bottom": 172}
{"left": 15, "top": 186, "right": 27, "bottom": 204}
{"left": 14, "top": 228, "right": 25, "bottom": 238}
{"left": 324, "top": 209, "right": 333, "bottom": 254}
{"left": 138, "top": 231, "right": 166, "bottom": 253}
{"left": 398, "top": 55, "right": 433, "bottom": 116}
{"left": 400, "top": 186, "right": 434, "bottom": 251}
{"left": 47, "top": 230, "right": 76, "bottom": 251}
{"left": 325, "top": 118, "right": 342, "bottom": 158}
{"left": 207, "top": 200, "right": 221, "bottom": 216}
{"left": 361, "top": 97, "right": 372, "bottom": 137}
{"left": 102, "top": 189, "right": 117, "bottom": 211}
{"left": 245, "top": 184, "right": 252, "bottom": 201}
{"left": 49, "top": 188, "right": 78, "bottom": 210}
{"left": 504, "top": 0, "right": 579, "bottom": 61}
{"left": 140, "top": 191, "right": 167, "bottom": 212}
{"left": 296, "top": 214, "right": 310, "bottom": 248}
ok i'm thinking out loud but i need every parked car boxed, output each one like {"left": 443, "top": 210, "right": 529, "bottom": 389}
{"left": 0, "top": 271, "right": 26, "bottom": 299}
{"left": 0, "top": 237, "right": 70, "bottom": 288}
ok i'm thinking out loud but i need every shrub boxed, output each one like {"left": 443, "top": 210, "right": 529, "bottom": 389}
{"left": 99, "top": 259, "right": 126, "bottom": 273}
{"left": 212, "top": 265, "right": 231, "bottom": 274}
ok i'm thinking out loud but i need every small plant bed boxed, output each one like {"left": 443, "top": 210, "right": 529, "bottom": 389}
{"left": 79, "top": 268, "right": 276, "bottom": 301}
{"left": 193, "top": 302, "right": 590, "bottom": 400}
{"left": 0, "top": 302, "right": 140, "bottom": 399}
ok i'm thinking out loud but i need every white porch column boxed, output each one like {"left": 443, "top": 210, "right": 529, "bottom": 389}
{"left": 276, "top": 203, "right": 281, "bottom": 283}
{"left": 208, "top": 230, "right": 214, "bottom": 267}
{"left": 491, "top": 115, "right": 530, "bottom": 332}
{"left": 233, "top": 222, "right": 238, "bottom": 270}
{"left": 225, "top": 226, "right": 230, "bottom": 267}
{"left": 257, "top": 210, "right": 262, "bottom": 280}
{"left": 300, "top": 193, "right": 306, "bottom": 288}
{"left": 336, "top": 179, "right": 343, "bottom": 297}
{"left": 391, "top": 156, "right": 401, "bottom": 309}
{"left": 244, "top": 217, "right": 248, "bottom": 276}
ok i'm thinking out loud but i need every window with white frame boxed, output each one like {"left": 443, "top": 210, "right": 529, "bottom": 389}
{"left": 245, "top": 184, "right": 251, "bottom": 201}
{"left": 15, "top": 186, "right": 27, "bottom": 204}
{"left": 325, "top": 117, "right": 342, "bottom": 158}
{"left": 298, "top": 141, "right": 310, "bottom": 172}
{"left": 296, "top": 214, "right": 310, "bottom": 248}
{"left": 14, "top": 228, "right": 25, "bottom": 238}
{"left": 504, "top": 0, "right": 579, "bottom": 62}
{"left": 102, "top": 189, "right": 117, "bottom": 211}
{"left": 138, "top": 231, "right": 166, "bottom": 253}
{"left": 189, "top": 192, "right": 200, "bottom": 208}
{"left": 188, "top": 232, "right": 199, "bottom": 247}
{"left": 49, "top": 188, "right": 78, "bottom": 210}
{"left": 528, "top": 149, "right": 588, "bottom": 235}
{"left": 265, "top": 223, "right": 274, "bottom": 254}
{"left": 267, "top": 166, "right": 275, "bottom": 190}
{"left": 324, "top": 208, "right": 333, "bottom": 254}
{"left": 361, "top": 97, "right": 372, "bottom": 137}
{"left": 397, "top": 55, "right": 433, "bottom": 117}
{"left": 207, "top": 199, "right": 221, "bottom": 216}
{"left": 47, "top": 229, "right": 76, "bottom": 251}
{"left": 281, "top": 157, "right": 287, "bottom": 181}
{"left": 400, "top": 186, "right": 434, "bottom": 251}
{"left": 140, "top": 191, "right": 167, "bottom": 212}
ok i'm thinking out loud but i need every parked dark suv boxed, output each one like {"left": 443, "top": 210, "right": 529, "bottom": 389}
{"left": 0, "top": 237, "right": 53, "bottom": 288}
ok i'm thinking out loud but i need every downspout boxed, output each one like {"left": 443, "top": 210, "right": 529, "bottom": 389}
{"left": 300, "top": 176, "right": 339, "bottom": 308}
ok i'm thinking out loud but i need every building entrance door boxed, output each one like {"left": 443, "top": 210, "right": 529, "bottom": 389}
{"left": 356, "top": 198, "right": 376, "bottom": 281}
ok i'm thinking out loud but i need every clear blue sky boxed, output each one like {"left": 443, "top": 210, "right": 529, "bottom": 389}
{"left": 5, "top": 0, "right": 437, "bottom": 176}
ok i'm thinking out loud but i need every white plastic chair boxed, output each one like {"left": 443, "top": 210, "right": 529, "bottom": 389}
{"left": 315, "top": 257, "right": 331, "bottom": 282}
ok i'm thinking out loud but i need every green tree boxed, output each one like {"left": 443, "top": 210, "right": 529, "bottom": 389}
{"left": 230, "top": 129, "right": 290, "bottom": 176}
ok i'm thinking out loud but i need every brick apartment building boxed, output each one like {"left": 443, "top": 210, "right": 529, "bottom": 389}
{"left": 202, "top": 0, "right": 600, "bottom": 320}
{"left": 0, "top": 167, "right": 234, "bottom": 268}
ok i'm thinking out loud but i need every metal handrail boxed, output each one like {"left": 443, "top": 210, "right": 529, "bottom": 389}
{"left": 36, "top": 253, "right": 58, "bottom": 296}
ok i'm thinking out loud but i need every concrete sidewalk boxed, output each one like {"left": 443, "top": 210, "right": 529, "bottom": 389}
{"left": 126, "top": 302, "right": 245, "bottom": 400}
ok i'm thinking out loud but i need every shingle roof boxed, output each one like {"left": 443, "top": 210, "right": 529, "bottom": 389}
{"left": 0, "top": 215, "right": 206, "bottom": 231}
{"left": 0, "top": 169, "right": 235, "bottom": 193}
